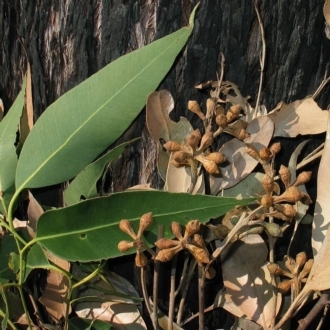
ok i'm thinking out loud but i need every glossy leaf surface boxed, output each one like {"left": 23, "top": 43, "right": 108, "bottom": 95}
{"left": 36, "top": 191, "right": 253, "bottom": 261}
{"left": 15, "top": 7, "right": 198, "bottom": 191}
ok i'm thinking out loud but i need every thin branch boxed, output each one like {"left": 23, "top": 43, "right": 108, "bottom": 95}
{"left": 198, "top": 265, "right": 205, "bottom": 330}
{"left": 313, "top": 71, "right": 330, "bottom": 99}
{"left": 297, "top": 290, "right": 330, "bottom": 330}
{"left": 168, "top": 254, "right": 178, "bottom": 330}
{"left": 253, "top": 0, "right": 266, "bottom": 118}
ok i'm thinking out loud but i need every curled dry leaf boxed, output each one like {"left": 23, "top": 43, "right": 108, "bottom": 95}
{"left": 74, "top": 269, "right": 146, "bottom": 330}
{"left": 210, "top": 115, "right": 274, "bottom": 194}
{"left": 164, "top": 154, "right": 205, "bottom": 194}
{"left": 39, "top": 250, "right": 71, "bottom": 323}
{"left": 220, "top": 234, "right": 281, "bottom": 329}
{"left": 146, "top": 90, "right": 193, "bottom": 180}
{"left": 268, "top": 97, "right": 328, "bottom": 137}
{"left": 313, "top": 111, "right": 330, "bottom": 256}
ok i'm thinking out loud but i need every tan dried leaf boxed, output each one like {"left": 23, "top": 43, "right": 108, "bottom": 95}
{"left": 313, "top": 111, "right": 330, "bottom": 256}
{"left": 268, "top": 98, "right": 328, "bottom": 137}
{"left": 26, "top": 191, "right": 44, "bottom": 238}
{"left": 221, "top": 234, "right": 281, "bottom": 329}
{"left": 210, "top": 116, "right": 274, "bottom": 193}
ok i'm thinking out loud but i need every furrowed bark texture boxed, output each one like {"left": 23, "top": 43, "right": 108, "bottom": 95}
{"left": 1, "top": 0, "right": 329, "bottom": 191}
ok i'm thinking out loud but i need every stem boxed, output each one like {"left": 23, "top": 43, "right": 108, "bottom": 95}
{"left": 71, "top": 265, "right": 101, "bottom": 290}
{"left": 140, "top": 267, "right": 153, "bottom": 323}
{"left": 168, "top": 254, "right": 178, "bottom": 330}
{"left": 297, "top": 290, "right": 330, "bottom": 330}
{"left": 198, "top": 265, "right": 205, "bottom": 330}
{"left": 18, "top": 286, "right": 32, "bottom": 330}
{"left": 253, "top": 0, "right": 266, "bottom": 118}
{"left": 176, "top": 258, "right": 197, "bottom": 325}
{"left": 0, "top": 308, "right": 17, "bottom": 329}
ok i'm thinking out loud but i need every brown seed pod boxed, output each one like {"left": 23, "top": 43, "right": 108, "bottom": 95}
{"left": 262, "top": 174, "right": 274, "bottom": 195}
{"left": 259, "top": 147, "right": 272, "bottom": 162}
{"left": 188, "top": 100, "right": 206, "bottom": 120}
{"left": 138, "top": 212, "right": 153, "bottom": 235}
{"left": 155, "top": 238, "right": 179, "bottom": 250}
{"left": 299, "top": 259, "right": 314, "bottom": 279}
{"left": 173, "top": 151, "right": 192, "bottom": 165}
{"left": 293, "top": 171, "right": 312, "bottom": 187}
{"left": 118, "top": 240, "right": 135, "bottom": 252}
{"left": 295, "top": 252, "right": 307, "bottom": 272}
{"left": 226, "top": 104, "right": 242, "bottom": 123}
{"left": 192, "top": 234, "right": 205, "bottom": 249}
{"left": 277, "top": 280, "right": 292, "bottom": 294}
{"left": 214, "top": 104, "right": 225, "bottom": 116}
{"left": 246, "top": 144, "right": 262, "bottom": 162}
{"left": 300, "top": 192, "right": 313, "bottom": 205}
{"left": 171, "top": 222, "right": 183, "bottom": 240}
{"left": 163, "top": 141, "right": 182, "bottom": 152}
{"left": 185, "top": 220, "right": 201, "bottom": 237}
{"left": 273, "top": 186, "right": 302, "bottom": 204}
{"left": 274, "top": 204, "right": 297, "bottom": 220}
{"left": 267, "top": 263, "right": 289, "bottom": 276}
{"left": 135, "top": 251, "right": 148, "bottom": 267}
{"left": 269, "top": 142, "right": 281, "bottom": 156}
{"left": 155, "top": 246, "right": 181, "bottom": 262}
{"left": 186, "top": 129, "right": 202, "bottom": 148}
{"left": 203, "top": 159, "right": 220, "bottom": 174}
{"left": 284, "top": 255, "right": 295, "bottom": 274}
{"left": 187, "top": 244, "right": 210, "bottom": 264}
{"left": 119, "top": 219, "right": 137, "bottom": 239}
{"left": 261, "top": 195, "right": 274, "bottom": 208}
{"left": 237, "top": 128, "right": 250, "bottom": 141}
{"left": 204, "top": 152, "right": 226, "bottom": 164}
{"left": 215, "top": 114, "right": 228, "bottom": 128}
{"left": 206, "top": 98, "right": 216, "bottom": 115}
{"left": 279, "top": 165, "right": 291, "bottom": 188}
{"left": 198, "top": 132, "right": 214, "bottom": 151}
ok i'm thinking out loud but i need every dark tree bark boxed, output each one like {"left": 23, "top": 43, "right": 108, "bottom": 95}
{"left": 1, "top": 0, "right": 330, "bottom": 328}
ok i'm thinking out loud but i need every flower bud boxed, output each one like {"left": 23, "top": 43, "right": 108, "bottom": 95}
{"left": 204, "top": 152, "right": 226, "bottom": 164}
{"left": 215, "top": 114, "right": 228, "bottom": 128}
{"left": 277, "top": 280, "right": 292, "bottom": 294}
{"left": 267, "top": 263, "right": 286, "bottom": 276}
{"left": 284, "top": 255, "right": 295, "bottom": 274}
{"left": 197, "top": 132, "right": 214, "bottom": 151}
{"left": 163, "top": 141, "right": 182, "bottom": 152}
{"left": 274, "top": 204, "right": 297, "bottom": 220}
{"left": 155, "top": 238, "right": 179, "bottom": 250}
{"left": 135, "top": 251, "right": 148, "bottom": 267}
{"left": 119, "top": 219, "right": 137, "bottom": 239}
{"left": 246, "top": 144, "right": 261, "bottom": 162}
{"left": 173, "top": 151, "right": 192, "bottom": 165}
{"left": 187, "top": 244, "right": 210, "bottom": 264}
{"left": 226, "top": 104, "right": 242, "bottom": 123}
{"left": 186, "top": 129, "right": 202, "bottom": 148}
{"left": 155, "top": 246, "right": 181, "bottom": 262}
{"left": 273, "top": 186, "right": 302, "bottom": 204}
{"left": 214, "top": 104, "right": 225, "bottom": 116}
{"left": 185, "top": 220, "right": 201, "bottom": 237}
{"left": 293, "top": 171, "right": 312, "bottom": 187}
{"left": 118, "top": 240, "right": 135, "bottom": 252}
{"left": 261, "top": 195, "right": 274, "bottom": 208}
{"left": 188, "top": 100, "right": 206, "bottom": 120}
{"left": 206, "top": 98, "right": 216, "bottom": 115}
{"left": 300, "top": 192, "right": 313, "bottom": 205}
{"left": 262, "top": 174, "right": 274, "bottom": 195}
{"left": 138, "top": 212, "right": 153, "bottom": 235}
{"left": 259, "top": 147, "right": 272, "bottom": 162}
{"left": 171, "top": 222, "right": 183, "bottom": 240}
{"left": 279, "top": 165, "right": 291, "bottom": 188}
{"left": 295, "top": 252, "right": 307, "bottom": 272}
{"left": 299, "top": 259, "right": 314, "bottom": 279}
{"left": 269, "top": 142, "right": 281, "bottom": 156}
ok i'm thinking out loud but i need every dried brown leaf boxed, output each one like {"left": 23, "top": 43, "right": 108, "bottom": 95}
{"left": 324, "top": 0, "right": 330, "bottom": 26}
{"left": 313, "top": 111, "right": 330, "bottom": 256}
{"left": 146, "top": 90, "right": 193, "bottom": 180}
{"left": 268, "top": 98, "right": 328, "bottom": 137}
{"left": 39, "top": 251, "right": 70, "bottom": 323}
{"left": 26, "top": 191, "right": 44, "bottom": 238}
{"left": 210, "top": 116, "right": 274, "bottom": 194}
{"left": 221, "top": 234, "right": 281, "bottom": 329}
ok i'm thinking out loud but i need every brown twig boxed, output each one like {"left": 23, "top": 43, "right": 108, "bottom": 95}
{"left": 198, "top": 265, "right": 205, "bottom": 330}
{"left": 168, "top": 254, "right": 178, "bottom": 330}
{"left": 253, "top": 0, "right": 266, "bottom": 118}
{"left": 297, "top": 290, "right": 330, "bottom": 330}
{"left": 312, "top": 71, "right": 330, "bottom": 99}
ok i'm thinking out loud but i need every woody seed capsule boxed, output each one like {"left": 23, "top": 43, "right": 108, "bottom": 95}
{"left": 273, "top": 186, "right": 302, "bottom": 204}
{"left": 262, "top": 174, "right": 274, "bottom": 195}
{"left": 119, "top": 219, "right": 137, "bottom": 239}
{"left": 269, "top": 142, "right": 281, "bottom": 155}
{"left": 188, "top": 100, "right": 206, "bottom": 120}
{"left": 163, "top": 141, "right": 182, "bottom": 152}
{"left": 259, "top": 147, "right": 272, "bottom": 162}
{"left": 279, "top": 165, "right": 291, "bottom": 188}
{"left": 118, "top": 240, "right": 135, "bottom": 252}
{"left": 185, "top": 220, "right": 201, "bottom": 237}
{"left": 204, "top": 152, "right": 226, "bottom": 164}
{"left": 293, "top": 171, "right": 312, "bottom": 187}
{"left": 186, "top": 129, "right": 202, "bottom": 148}
{"left": 215, "top": 114, "right": 228, "bottom": 128}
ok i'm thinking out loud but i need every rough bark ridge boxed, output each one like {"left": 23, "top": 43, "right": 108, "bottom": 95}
{"left": 1, "top": 0, "right": 329, "bottom": 191}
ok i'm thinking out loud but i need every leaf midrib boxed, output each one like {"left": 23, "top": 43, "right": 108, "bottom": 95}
{"left": 18, "top": 30, "right": 189, "bottom": 191}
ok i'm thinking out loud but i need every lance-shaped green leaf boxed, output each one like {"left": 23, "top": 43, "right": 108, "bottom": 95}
{"left": 0, "top": 79, "right": 26, "bottom": 215}
{"left": 15, "top": 5, "right": 198, "bottom": 192}
{"left": 35, "top": 191, "right": 253, "bottom": 262}
{"left": 64, "top": 139, "right": 139, "bottom": 206}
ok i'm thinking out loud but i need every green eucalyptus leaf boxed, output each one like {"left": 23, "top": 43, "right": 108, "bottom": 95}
{"left": 15, "top": 6, "right": 198, "bottom": 192}
{"left": 0, "top": 236, "right": 17, "bottom": 281}
{"left": 23, "top": 244, "right": 50, "bottom": 281}
{"left": 64, "top": 139, "right": 139, "bottom": 206}
{"left": 36, "top": 191, "right": 253, "bottom": 262}
{"left": 0, "top": 78, "right": 26, "bottom": 215}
